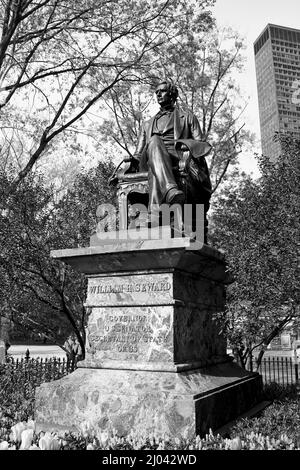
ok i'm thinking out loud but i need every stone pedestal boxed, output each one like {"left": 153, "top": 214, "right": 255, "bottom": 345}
{"left": 35, "top": 237, "right": 262, "bottom": 437}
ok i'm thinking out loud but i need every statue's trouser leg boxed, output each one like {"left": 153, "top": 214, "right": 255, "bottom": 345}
{"left": 147, "top": 135, "right": 178, "bottom": 208}
{"left": 183, "top": 166, "right": 211, "bottom": 244}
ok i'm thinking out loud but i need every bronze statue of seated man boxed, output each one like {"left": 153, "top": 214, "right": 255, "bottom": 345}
{"left": 128, "top": 80, "right": 212, "bottom": 240}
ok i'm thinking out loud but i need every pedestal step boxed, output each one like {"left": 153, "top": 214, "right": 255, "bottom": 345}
{"left": 35, "top": 362, "right": 262, "bottom": 438}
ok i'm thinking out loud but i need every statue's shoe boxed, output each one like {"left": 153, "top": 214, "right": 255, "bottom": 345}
{"left": 165, "top": 188, "right": 185, "bottom": 205}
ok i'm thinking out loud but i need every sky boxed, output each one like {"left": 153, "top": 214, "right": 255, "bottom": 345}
{"left": 212, "top": 0, "right": 300, "bottom": 176}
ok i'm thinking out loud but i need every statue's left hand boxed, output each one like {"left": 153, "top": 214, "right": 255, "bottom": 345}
{"left": 128, "top": 156, "right": 140, "bottom": 173}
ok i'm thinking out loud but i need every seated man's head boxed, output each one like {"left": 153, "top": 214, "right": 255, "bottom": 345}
{"left": 155, "top": 81, "right": 178, "bottom": 107}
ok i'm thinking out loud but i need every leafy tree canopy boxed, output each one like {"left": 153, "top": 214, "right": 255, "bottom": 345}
{"left": 0, "top": 159, "right": 116, "bottom": 356}
{"left": 0, "top": 0, "right": 216, "bottom": 189}
{"left": 211, "top": 134, "right": 300, "bottom": 367}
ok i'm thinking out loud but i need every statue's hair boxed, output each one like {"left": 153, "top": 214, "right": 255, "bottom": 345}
{"left": 156, "top": 80, "right": 179, "bottom": 102}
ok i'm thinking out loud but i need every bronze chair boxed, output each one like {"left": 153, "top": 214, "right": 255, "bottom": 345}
{"left": 110, "top": 151, "right": 194, "bottom": 234}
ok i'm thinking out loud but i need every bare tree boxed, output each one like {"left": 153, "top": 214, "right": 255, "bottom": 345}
{"left": 0, "top": 0, "right": 188, "bottom": 190}
{"left": 97, "top": 22, "right": 253, "bottom": 193}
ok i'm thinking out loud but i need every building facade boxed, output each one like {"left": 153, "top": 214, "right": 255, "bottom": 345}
{"left": 254, "top": 24, "right": 300, "bottom": 160}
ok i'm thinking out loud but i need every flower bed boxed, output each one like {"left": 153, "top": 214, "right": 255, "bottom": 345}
{"left": 0, "top": 420, "right": 298, "bottom": 450}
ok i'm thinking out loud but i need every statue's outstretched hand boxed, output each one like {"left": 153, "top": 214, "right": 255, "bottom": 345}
{"left": 128, "top": 156, "right": 140, "bottom": 173}
{"left": 108, "top": 156, "right": 140, "bottom": 185}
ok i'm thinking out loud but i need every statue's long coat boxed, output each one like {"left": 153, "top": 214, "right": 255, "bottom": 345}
{"left": 133, "top": 107, "right": 212, "bottom": 201}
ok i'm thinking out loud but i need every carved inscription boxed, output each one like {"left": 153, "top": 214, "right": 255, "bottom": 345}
{"left": 89, "top": 281, "right": 171, "bottom": 295}
{"left": 89, "top": 313, "right": 166, "bottom": 354}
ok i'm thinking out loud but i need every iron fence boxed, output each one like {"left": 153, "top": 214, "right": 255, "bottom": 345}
{"left": 3, "top": 356, "right": 78, "bottom": 386}
{"left": 249, "top": 356, "right": 299, "bottom": 385}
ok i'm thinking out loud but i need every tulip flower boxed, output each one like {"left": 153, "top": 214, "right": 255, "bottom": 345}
{"left": 10, "top": 422, "right": 27, "bottom": 443}
{"left": 20, "top": 429, "right": 34, "bottom": 450}
{"left": 230, "top": 436, "right": 242, "bottom": 450}
{"left": 79, "top": 420, "right": 94, "bottom": 438}
{"left": 0, "top": 441, "right": 9, "bottom": 450}
{"left": 97, "top": 431, "right": 109, "bottom": 447}
{"left": 38, "top": 432, "right": 60, "bottom": 450}
{"left": 29, "top": 445, "right": 41, "bottom": 450}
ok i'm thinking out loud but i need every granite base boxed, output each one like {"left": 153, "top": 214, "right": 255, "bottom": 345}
{"left": 35, "top": 362, "right": 262, "bottom": 438}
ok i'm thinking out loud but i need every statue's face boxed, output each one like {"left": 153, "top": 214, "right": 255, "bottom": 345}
{"left": 155, "top": 83, "right": 172, "bottom": 107}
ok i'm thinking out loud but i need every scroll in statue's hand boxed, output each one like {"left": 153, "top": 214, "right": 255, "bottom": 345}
{"left": 180, "top": 143, "right": 189, "bottom": 152}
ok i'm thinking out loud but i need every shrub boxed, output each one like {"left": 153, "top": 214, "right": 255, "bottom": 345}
{"left": 0, "top": 357, "right": 74, "bottom": 426}
{"left": 0, "top": 363, "right": 36, "bottom": 424}
{"left": 232, "top": 397, "right": 300, "bottom": 444}
{"left": 262, "top": 382, "right": 297, "bottom": 401}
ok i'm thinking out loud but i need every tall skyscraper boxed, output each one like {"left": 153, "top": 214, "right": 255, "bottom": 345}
{"left": 254, "top": 24, "right": 300, "bottom": 159}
